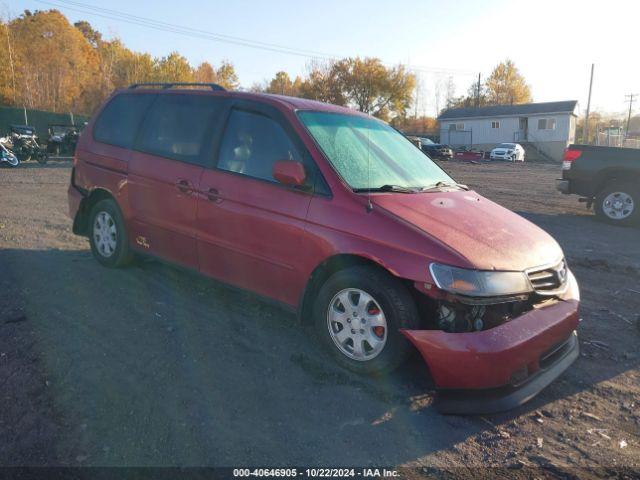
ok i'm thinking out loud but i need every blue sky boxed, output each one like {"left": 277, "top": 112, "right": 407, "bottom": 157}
{"left": 8, "top": 0, "right": 640, "bottom": 116}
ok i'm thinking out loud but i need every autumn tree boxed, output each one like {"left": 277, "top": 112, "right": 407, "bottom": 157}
{"left": 332, "top": 57, "right": 415, "bottom": 120}
{"left": 391, "top": 115, "right": 438, "bottom": 135}
{"left": 449, "top": 79, "right": 488, "bottom": 109}
{"left": 73, "top": 20, "right": 101, "bottom": 47}
{"left": 485, "top": 59, "right": 531, "bottom": 105}
{"left": 299, "top": 60, "right": 345, "bottom": 105}
{"left": 215, "top": 60, "right": 239, "bottom": 90}
{"left": 444, "top": 76, "right": 457, "bottom": 108}
{"left": 0, "top": 10, "right": 242, "bottom": 113}
{"left": 0, "top": 20, "right": 18, "bottom": 105}
{"left": 153, "top": 52, "right": 193, "bottom": 83}
{"left": 265, "top": 71, "right": 302, "bottom": 96}
{"left": 193, "top": 62, "right": 217, "bottom": 83}
{"left": 3, "top": 10, "right": 100, "bottom": 112}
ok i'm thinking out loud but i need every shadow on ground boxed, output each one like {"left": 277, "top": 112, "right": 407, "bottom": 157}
{"left": 1, "top": 245, "right": 638, "bottom": 467}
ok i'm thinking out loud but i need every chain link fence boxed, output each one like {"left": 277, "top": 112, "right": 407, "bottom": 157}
{"left": 596, "top": 131, "right": 640, "bottom": 149}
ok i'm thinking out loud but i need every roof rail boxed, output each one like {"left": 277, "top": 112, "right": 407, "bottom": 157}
{"left": 128, "top": 82, "right": 226, "bottom": 91}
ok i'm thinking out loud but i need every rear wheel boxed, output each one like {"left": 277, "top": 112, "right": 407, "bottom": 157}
{"left": 313, "top": 266, "right": 419, "bottom": 374}
{"left": 89, "top": 199, "right": 133, "bottom": 267}
{"left": 595, "top": 181, "right": 639, "bottom": 226}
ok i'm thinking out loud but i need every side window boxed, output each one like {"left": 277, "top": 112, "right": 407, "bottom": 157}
{"left": 217, "top": 109, "right": 302, "bottom": 182}
{"left": 537, "top": 118, "right": 556, "bottom": 130}
{"left": 137, "top": 94, "right": 223, "bottom": 165}
{"left": 93, "top": 93, "right": 155, "bottom": 148}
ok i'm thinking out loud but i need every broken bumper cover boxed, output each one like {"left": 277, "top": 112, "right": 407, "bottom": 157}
{"left": 433, "top": 331, "right": 578, "bottom": 414}
{"left": 402, "top": 271, "right": 580, "bottom": 414}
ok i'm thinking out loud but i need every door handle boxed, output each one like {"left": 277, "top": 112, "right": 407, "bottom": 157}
{"left": 175, "top": 179, "right": 193, "bottom": 194}
{"left": 207, "top": 187, "right": 221, "bottom": 202}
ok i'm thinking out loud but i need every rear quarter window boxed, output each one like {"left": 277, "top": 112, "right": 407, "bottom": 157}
{"left": 93, "top": 93, "right": 156, "bottom": 148}
{"left": 136, "top": 94, "right": 224, "bottom": 166}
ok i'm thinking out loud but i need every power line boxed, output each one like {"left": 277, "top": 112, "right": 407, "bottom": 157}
{"left": 36, "top": 0, "right": 337, "bottom": 58}
{"left": 34, "top": 0, "right": 475, "bottom": 76}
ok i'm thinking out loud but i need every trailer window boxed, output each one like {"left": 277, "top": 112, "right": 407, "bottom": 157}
{"left": 537, "top": 118, "right": 556, "bottom": 130}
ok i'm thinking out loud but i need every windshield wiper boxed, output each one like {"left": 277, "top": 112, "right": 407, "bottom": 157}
{"left": 419, "top": 181, "right": 469, "bottom": 192}
{"left": 353, "top": 184, "right": 418, "bottom": 193}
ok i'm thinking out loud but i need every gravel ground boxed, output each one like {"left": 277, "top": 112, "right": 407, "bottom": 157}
{"left": 0, "top": 159, "right": 638, "bottom": 477}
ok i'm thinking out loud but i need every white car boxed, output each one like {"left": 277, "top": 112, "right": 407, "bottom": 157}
{"left": 490, "top": 143, "right": 525, "bottom": 161}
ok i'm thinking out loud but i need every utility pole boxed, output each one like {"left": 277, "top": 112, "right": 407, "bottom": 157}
{"left": 476, "top": 72, "right": 481, "bottom": 108}
{"left": 584, "top": 64, "right": 594, "bottom": 144}
{"left": 625, "top": 93, "right": 637, "bottom": 137}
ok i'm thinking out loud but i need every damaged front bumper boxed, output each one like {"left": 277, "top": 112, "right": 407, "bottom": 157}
{"left": 402, "top": 271, "right": 580, "bottom": 414}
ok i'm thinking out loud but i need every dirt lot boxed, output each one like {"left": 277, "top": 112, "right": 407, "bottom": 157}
{"left": 0, "top": 159, "right": 638, "bottom": 477}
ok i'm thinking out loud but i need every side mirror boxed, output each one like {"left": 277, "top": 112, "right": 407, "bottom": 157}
{"left": 272, "top": 160, "right": 307, "bottom": 187}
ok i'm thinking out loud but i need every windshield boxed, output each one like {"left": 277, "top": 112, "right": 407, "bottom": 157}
{"left": 498, "top": 143, "right": 516, "bottom": 148}
{"left": 298, "top": 111, "right": 453, "bottom": 190}
{"left": 420, "top": 137, "right": 435, "bottom": 145}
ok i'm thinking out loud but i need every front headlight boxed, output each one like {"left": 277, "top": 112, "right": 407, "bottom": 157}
{"left": 429, "top": 263, "right": 532, "bottom": 297}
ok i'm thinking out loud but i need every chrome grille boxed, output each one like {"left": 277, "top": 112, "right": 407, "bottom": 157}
{"left": 527, "top": 260, "right": 568, "bottom": 295}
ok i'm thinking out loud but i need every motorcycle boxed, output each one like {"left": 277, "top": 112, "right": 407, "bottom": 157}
{"left": 47, "top": 124, "right": 80, "bottom": 156}
{"left": 9, "top": 125, "right": 48, "bottom": 164}
{"left": 0, "top": 136, "right": 19, "bottom": 167}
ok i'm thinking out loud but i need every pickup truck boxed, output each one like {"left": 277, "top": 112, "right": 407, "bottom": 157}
{"left": 557, "top": 144, "right": 640, "bottom": 226}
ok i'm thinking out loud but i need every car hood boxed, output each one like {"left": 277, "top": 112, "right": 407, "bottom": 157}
{"left": 372, "top": 190, "right": 563, "bottom": 271}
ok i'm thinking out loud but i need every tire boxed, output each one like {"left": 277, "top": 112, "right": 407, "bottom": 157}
{"left": 3, "top": 153, "right": 19, "bottom": 167}
{"left": 313, "top": 265, "right": 419, "bottom": 375}
{"left": 37, "top": 152, "right": 48, "bottom": 165}
{"left": 594, "top": 181, "right": 639, "bottom": 226}
{"left": 88, "top": 198, "right": 133, "bottom": 267}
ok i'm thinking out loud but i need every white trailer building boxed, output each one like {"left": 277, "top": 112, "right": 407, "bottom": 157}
{"left": 438, "top": 101, "right": 578, "bottom": 161}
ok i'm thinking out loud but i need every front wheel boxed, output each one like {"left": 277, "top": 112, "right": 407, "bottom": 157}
{"left": 89, "top": 199, "right": 133, "bottom": 267}
{"left": 313, "top": 266, "right": 419, "bottom": 374}
{"left": 595, "top": 181, "right": 639, "bottom": 226}
{"left": 3, "top": 153, "right": 19, "bottom": 167}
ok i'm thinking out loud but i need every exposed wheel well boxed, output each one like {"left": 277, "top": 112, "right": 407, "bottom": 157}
{"left": 72, "top": 188, "right": 115, "bottom": 236}
{"left": 594, "top": 170, "right": 640, "bottom": 197}
{"left": 297, "top": 254, "right": 407, "bottom": 325}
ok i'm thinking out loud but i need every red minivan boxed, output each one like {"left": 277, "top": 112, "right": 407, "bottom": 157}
{"left": 68, "top": 83, "right": 580, "bottom": 414}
